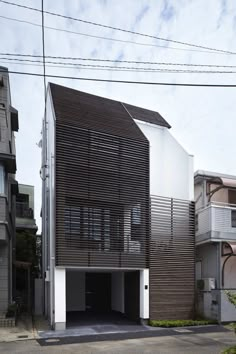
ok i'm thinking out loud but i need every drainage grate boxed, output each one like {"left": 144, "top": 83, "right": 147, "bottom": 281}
{"left": 45, "top": 338, "right": 60, "bottom": 343}
{"left": 173, "top": 328, "right": 192, "bottom": 333}
{"left": 17, "top": 335, "right": 29, "bottom": 339}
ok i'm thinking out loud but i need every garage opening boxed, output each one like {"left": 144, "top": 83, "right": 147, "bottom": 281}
{"left": 66, "top": 270, "right": 140, "bottom": 328}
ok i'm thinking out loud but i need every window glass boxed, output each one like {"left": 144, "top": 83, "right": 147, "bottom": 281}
{"left": 0, "top": 164, "right": 5, "bottom": 194}
{"left": 64, "top": 205, "right": 111, "bottom": 249}
{"left": 232, "top": 210, "right": 236, "bottom": 228}
{"left": 64, "top": 207, "right": 80, "bottom": 236}
{"left": 132, "top": 204, "right": 141, "bottom": 225}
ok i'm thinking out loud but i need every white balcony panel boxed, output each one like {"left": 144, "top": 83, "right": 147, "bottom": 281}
{"left": 196, "top": 203, "right": 236, "bottom": 243}
{"left": 212, "top": 206, "right": 236, "bottom": 233}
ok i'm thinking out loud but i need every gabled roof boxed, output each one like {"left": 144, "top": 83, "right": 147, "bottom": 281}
{"left": 49, "top": 83, "right": 171, "bottom": 141}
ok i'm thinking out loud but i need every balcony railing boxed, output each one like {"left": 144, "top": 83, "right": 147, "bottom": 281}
{"left": 16, "top": 202, "right": 34, "bottom": 219}
{"left": 196, "top": 202, "right": 236, "bottom": 242}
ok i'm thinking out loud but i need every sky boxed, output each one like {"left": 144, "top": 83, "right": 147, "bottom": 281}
{"left": 0, "top": 0, "right": 236, "bottom": 231}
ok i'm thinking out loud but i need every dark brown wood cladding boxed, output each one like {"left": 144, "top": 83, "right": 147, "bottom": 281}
{"left": 123, "top": 103, "right": 171, "bottom": 129}
{"left": 150, "top": 196, "right": 195, "bottom": 320}
{"left": 51, "top": 83, "right": 150, "bottom": 268}
{"left": 50, "top": 83, "right": 170, "bottom": 132}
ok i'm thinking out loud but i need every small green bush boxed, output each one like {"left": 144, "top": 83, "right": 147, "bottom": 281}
{"left": 6, "top": 303, "right": 17, "bottom": 318}
{"left": 222, "top": 346, "right": 236, "bottom": 354}
{"left": 149, "top": 319, "right": 217, "bottom": 328}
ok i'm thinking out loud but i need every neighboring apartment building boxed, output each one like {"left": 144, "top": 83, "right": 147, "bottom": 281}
{"left": 195, "top": 170, "right": 236, "bottom": 322}
{"left": 16, "top": 184, "right": 37, "bottom": 234}
{"left": 0, "top": 67, "right": 19, "bottom": 313}
{"left": 42, "top": 83, "right": 195, "bottom": 330}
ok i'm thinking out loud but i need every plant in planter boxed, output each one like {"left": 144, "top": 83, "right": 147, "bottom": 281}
{"left": 222, "top": 291, "right": 236, "bottom": 353}
{"left": 6, "top": 303, "right": 17, "bottom": 318}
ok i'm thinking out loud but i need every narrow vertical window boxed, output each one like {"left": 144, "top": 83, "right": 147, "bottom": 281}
{"left": 0, "top": 164, "right": 5, "bottom": 194}
{"left": 231, "top": 210, "right": 236, "bottom": 228}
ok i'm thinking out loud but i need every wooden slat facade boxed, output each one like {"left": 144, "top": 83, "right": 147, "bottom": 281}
{"left": 149, "top": 196, "right": 195, "bottom": 320}
{"left": 50, "top": 83, "right": 150, "bottom": 268}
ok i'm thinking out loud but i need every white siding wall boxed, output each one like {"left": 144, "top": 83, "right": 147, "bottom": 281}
{"left": 197, "top": 206, "right": 211, "bottom": 236}
{"left": 221, "top": 256, "right": 236, "bottom": 289}
{"left": 135, "top": 120, "right": 193, "bottom": 201}
{"left": 213, "top": 206, "right": 236, "bottom": 233}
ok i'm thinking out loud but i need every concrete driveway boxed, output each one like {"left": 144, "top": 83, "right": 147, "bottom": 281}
{"left": 0, "top": 330, "right": 235, "bottom": 354}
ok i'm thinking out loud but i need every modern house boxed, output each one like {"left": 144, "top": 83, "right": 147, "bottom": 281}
{"left": 16, "top": 184, "right": 38, "bottom": 235}
{"left": 195, "top": 170, "right": 236, "bottom": 322}
{"left": 42, "top": 83, "right": 195, "bottom": 330}
{"left": 0, "top": 67, "right": 19, "bottom": 314}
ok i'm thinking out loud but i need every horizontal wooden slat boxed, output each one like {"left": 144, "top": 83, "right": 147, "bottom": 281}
{"left": 53, "top": 89, "right": 150, "bottom": 268}
{"left": 150, "top": 195, "right": 195, "bottom": 320}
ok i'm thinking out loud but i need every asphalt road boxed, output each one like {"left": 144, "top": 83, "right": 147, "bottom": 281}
{"left": 0, "top": 331, "right": 235, "bottom": 354}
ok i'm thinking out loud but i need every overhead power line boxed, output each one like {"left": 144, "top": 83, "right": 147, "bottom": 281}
{"left": 1, "top": 51, "right": 236, "bottom": 68}
{"left": 2, "top": 57, "right": 236, "bottom": 73}
{"left": 1, "top": 69, "right": 236, "bottom": 87}
{"left": 0, "top": 15, "right": 221, "bottom": 55}
{"left": 0, "top": 0, "right": 235, "bottom": 55}
{"left": 41, "top": 0, "right": 46, "bottom": 104}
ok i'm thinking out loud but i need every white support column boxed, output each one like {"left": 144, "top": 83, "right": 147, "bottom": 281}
{"left": 54, "top": 268, "right": 66, "bottom": 330}
{"left": 140, "top": 269, "right": 149, "bottom": 319}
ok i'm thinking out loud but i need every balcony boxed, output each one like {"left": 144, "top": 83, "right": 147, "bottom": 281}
{"left": 16, "top": 201, "right": 38, "bottom": 233}
{"left": 196, "top": 202, "right": 236, "bottom": 244}
{"left": 16, "top": 201, "right": 34, "bottom": 219}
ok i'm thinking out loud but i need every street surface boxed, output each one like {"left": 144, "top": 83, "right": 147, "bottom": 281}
{"left": 0, "top": 330, "right": 235, "bottom": 354}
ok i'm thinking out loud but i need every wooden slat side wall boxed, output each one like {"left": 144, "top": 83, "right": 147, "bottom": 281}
{"left": 150, "top": 196, "right": 195, "bottom": 320}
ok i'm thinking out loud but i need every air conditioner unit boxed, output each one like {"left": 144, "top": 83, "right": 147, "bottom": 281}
{"left": 198, "top": 278, "right": 216, "bottom": 291}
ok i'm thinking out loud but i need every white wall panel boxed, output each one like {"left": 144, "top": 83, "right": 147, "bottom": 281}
{"left": 136, "top": 121, "right": 193, "bottom": 201}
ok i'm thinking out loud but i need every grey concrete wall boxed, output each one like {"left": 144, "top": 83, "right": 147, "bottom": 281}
{"left": 0, "top": 108, "right": 10, "bottom": 155}
{"left": 0, "top": 68, "right": 17, "bottom": 310}
{"left": 0, "top": 244, "right": 8, "bottom": 312}
{"left": 196, "top": 243, "right": 219, "bottom": 284}
{"left": 0, "top": 198, "right": 7, "bottom": 242}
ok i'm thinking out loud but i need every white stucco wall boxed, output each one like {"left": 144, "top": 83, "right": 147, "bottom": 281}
{"left": 221, "top": 256, "right": 236, "bottom": 289}
{"left": 54, "top": 268, "right": 66, "bottom": 326}
{"left": 140, "top": 269, "right": 149, "bottom": 319}
{"left": 111, "top": 272, "right": 124, "bottom": 313}
{"left": 221, "top": 290, "right": 236, "bottom": 322}
{"left": 135, "top": 120, "right": 193, "bottom": 201}
{"left": 66, "top": 271, "right": 86, "bottom": 312}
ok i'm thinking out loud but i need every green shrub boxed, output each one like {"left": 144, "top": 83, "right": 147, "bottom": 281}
{"left": 6, "top": 303, "right": 17, "bottom": 318}
{"left": 222, "top": 346, "right": 236, "bottom": 354}
{"left": 149, "top": 319, "right": 217, "bottom": 328}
